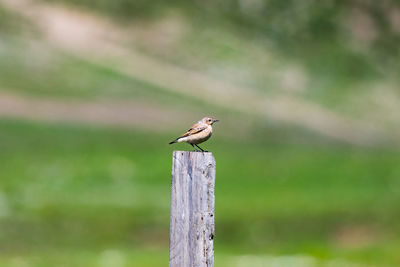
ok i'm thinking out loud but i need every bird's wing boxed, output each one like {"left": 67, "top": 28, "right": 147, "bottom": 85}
{"left": 179, "top": 123, "right": 207, "bottom": 138}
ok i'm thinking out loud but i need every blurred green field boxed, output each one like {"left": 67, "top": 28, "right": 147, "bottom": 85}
{"left": 1, "top": 120, "right": 400, "bottom": 266}
{"left": 1, "top": 0, "right": 400, "bottom": 266}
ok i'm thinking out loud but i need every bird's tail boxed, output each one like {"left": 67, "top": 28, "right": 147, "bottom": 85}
{"left": 169, "top": 138, "right": 178, "bottom": 144}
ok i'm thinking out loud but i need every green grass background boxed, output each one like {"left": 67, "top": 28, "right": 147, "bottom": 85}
{"left": 1, "top": 120, "right": 400, "bottom": 266}
{"left": 1, "top": 0, "right": 400, "bottom": 266}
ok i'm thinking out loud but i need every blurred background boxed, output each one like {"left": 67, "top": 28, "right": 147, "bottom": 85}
{"left": 1, "top": 0, "right": 400, "bottom": 266}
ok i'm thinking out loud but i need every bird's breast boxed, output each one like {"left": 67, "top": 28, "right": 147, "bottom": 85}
{"left": 186, "top": 126, "right": 212, "bottom": 144}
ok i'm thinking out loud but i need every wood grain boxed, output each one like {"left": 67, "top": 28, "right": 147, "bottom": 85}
{"left": 169, "top": 151, "right": 216, "bottom": 267}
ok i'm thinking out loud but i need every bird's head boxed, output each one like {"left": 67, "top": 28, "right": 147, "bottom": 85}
{"left": 202, "top": 116, "right": 219, "bottom": 125}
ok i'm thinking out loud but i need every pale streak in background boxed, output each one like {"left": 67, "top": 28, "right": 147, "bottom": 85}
{"left": 0, "top": 0, "right": 398, "bottom": 146}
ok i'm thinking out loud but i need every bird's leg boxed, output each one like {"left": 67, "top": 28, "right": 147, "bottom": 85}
{"left": 195, "top": 144, "right": 206, "bottom": 152}
{"left": 190, "top": 143, "right": 199, "bottom": 152}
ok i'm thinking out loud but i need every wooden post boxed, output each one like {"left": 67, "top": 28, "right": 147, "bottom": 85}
{"left": 169, "top": 151, "right": 216, "bottom": 267}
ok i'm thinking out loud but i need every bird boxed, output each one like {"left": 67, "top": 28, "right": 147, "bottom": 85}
{"left": 169, "top": 116, "right": 219, "bottom": 152}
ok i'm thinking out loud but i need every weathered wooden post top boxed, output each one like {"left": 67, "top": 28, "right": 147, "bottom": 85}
{"left": 169, "top": 151, "right": 216, "bottom": 267}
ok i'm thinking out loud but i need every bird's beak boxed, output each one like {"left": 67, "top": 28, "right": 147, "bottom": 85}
{"left": 213, "top": 119, "right": 219, "bottom": 123}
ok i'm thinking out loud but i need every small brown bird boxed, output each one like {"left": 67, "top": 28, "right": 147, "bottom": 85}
{"left": 169, "top": 116, "right": 219, "bottom": 152}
